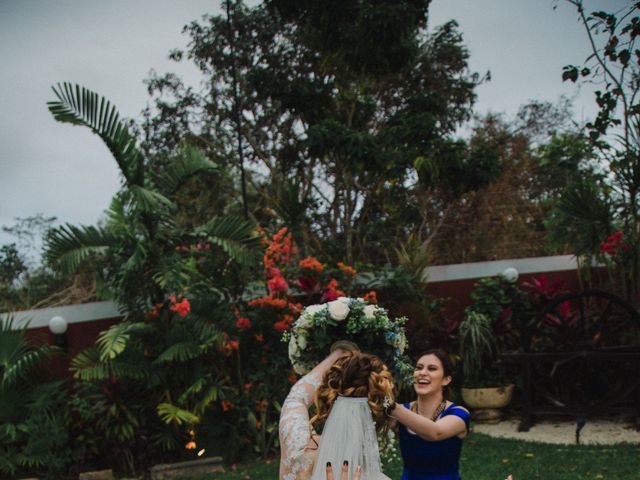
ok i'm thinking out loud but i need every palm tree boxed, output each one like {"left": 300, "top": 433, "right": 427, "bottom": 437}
{"left": 43, "top": 83, "right": 262, "bottom": 473}
{"left": 45, "top": 82, "right": 261, "bottom": 311}
{"left": 0, "top": 317, "right": 67, "bottom": 478}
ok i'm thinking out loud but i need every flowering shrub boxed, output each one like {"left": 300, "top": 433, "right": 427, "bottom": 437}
{"left": 283, "top": 297, "right": 413, "bottom": 386}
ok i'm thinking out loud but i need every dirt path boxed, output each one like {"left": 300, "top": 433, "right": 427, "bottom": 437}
{"left": 474, "top": 418, "right": 640, "bottom": 445}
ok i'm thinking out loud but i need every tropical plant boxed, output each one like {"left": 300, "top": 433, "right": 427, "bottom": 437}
{"left": 457, "top": 276, "right": 525, "bottom": 386}
{"left": 43, "top": 83, "right": 263, "bottom": 473}
{"left": 550, "top": 1, "right": 640, "bottom": 301}
{"left": 45, "top": 82, "right": 261, "bottom": 312}
{"left": 0, "top": 317, "right": 69, "bottom": 479}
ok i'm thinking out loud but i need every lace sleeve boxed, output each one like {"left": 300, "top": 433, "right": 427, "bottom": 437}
{"left": 278, "top": 371, "right": 322, "bottom": 480}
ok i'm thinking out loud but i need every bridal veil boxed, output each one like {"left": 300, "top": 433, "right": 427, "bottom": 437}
{"left": 310, "top": 396, "right": 389, "bottom": 480}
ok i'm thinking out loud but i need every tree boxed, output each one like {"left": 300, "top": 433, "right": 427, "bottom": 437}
{"left": 551, "top": 1, "right": 640, "bottom": 299}
{"left": 143, "top": 0, "right": 488, "bottom": 265}
{"left": 45, "top": 83, "right": 261, "bottom": 312}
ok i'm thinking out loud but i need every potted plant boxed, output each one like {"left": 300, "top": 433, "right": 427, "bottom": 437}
{"left": 458, "top": 273, "right": 524, "bottom": 422}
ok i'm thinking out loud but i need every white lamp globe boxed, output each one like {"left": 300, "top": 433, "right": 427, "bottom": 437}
{"left": 49, "top": 316, "right": 68, "bottom": 335}
{"left": 500, "top": 267, "right": 519, "bottom": 283}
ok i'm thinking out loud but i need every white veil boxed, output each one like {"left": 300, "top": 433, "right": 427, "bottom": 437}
{"left": 310, "top": 396, "right": 389, "bottom": 480}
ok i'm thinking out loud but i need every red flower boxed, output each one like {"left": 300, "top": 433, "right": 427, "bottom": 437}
{"left": 221, "top": 400, "right": 234, "bottom": 412}
{"left": 185, "top": 441, "right": 197, "bottom": 450}
{"left": 273, "top": 321, "right": 289, "bottom": 333}
{"left": 298, "top": 277, "right": 319, "bottom": 294}
{"left": 236, "top": 317, "right": 252, "bottom": 332}
{"left": 229, "top": 340, "right": 239, "bottom": 350}
{"left": 268, "top": 275, "right": 289, "bottom": 294}
{"left": 254, "top": 333, "right": 264, "bottom": 343}
{"left": 170, "top": 298, "right": 191, "bottom": 318}
{"left": 244, "top": 382, "right": 253, "bottom": 391}
{"left": 266, "top": 267, "right": 281, "bottom": 278}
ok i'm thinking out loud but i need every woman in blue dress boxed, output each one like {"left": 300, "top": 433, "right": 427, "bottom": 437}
{"left": 388, "top": 349, "right": 470, "bottom": 480}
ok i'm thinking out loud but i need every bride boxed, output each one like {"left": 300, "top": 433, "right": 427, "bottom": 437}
{"left": 279, "top": 346, "right": 394, "bottom": 480}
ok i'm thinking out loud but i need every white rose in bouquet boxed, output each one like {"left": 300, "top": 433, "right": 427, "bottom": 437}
{"left": 305, "top": 304, "right": 326, "bottom": 315}
{"left": 297, "top": 333, "right": 307, "bottom": 350}
{"left": 327, "top": 299, "right": 350, "bottom": 320}
{"left": 363, "top": 304, "right": 378, "bottom": 320}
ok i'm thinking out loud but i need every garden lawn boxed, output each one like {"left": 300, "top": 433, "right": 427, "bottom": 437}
{"left": 194, "top": 432, "right": 640, "bottom": 479}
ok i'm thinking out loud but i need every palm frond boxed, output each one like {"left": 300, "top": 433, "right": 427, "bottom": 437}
{"left": 48, "top": 82, "right": 144, "bottom": 185}
{"left": 129, "top": 185, "right": 174, "bottom": 213}
{"left": 193, "top": 385, "right": 221, "bottom": 416}
{"left": 1, "top": 347, "right": 56, "bottom": 389}
{"left": 96, "top": 322, "right": 152, "bottom": 361}
{"left": 45, "top": 223, "right": 112, "bottom": 274}
{"left": 154, "top": 341, "right": 200, "bottom": 363}
{"left": 70, "top": 347, "right": 111, "bottom": 381}
{"left": 157, "top": 403, "right": 200, "bottom": 425}
{"left": 196, "top": 216, "right": 262, "bottom": 265}
{"left": 153, "top": 145, "right": 219, "bottom": 195}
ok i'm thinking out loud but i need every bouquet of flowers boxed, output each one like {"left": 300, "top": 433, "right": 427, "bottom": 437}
{"left": 282, "top": 297, "right": 413, "bottom": 386}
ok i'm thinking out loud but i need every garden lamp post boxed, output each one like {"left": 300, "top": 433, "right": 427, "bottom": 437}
{"left": 49, "top": 315, "right": 68, "bottom": 350}
{"left": 501, "top": 267, "right": 519, "bottom": 283}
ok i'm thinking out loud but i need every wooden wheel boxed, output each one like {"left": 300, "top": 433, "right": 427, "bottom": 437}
{"left": 535, "top": 289, "right": 640, "bottom": 351}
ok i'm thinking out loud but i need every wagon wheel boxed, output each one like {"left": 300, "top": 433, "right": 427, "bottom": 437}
{"left": 536, "top": 289, "right": 640, "bottom": 351}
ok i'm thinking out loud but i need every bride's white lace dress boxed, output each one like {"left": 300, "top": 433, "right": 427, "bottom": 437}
{"left": 278, "top": 371, "right": 322, "bottom": 480}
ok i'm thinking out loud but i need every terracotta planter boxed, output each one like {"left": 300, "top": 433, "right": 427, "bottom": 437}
{"left": 461, "top": 384, "right": 515, "bottom": 424}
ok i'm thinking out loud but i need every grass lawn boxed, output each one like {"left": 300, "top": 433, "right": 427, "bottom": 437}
{"left": 195, "top": 432, "right": 640, "bottom": 479}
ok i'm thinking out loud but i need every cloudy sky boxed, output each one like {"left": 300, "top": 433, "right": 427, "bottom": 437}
{"left": 0, "top": 0, "right": 626, "bottom": 251}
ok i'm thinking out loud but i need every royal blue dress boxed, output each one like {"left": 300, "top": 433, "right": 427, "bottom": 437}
{"left": 398, "top": 402, "right": 471, "bottom": 480}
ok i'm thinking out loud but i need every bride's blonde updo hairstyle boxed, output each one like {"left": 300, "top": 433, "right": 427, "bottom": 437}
{"left": 312, "top": 351, "right": 395, "bottom": 432}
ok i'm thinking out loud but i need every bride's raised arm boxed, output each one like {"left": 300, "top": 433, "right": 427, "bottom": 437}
{"left": 279, "top": 349, "right": 345, "bottom": 480}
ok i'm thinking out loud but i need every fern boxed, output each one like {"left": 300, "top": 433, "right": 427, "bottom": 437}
{"left": 157, "top": 403, "right": 200, "bottom": 425}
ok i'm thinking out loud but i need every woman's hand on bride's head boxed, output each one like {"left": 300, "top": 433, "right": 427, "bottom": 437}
{"left": 325, "top": 461, "right": 362, "bottom": 480}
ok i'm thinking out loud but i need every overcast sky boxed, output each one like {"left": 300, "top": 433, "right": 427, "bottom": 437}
{"left": 0, "top": 0, "right": 627, "bottom": 251}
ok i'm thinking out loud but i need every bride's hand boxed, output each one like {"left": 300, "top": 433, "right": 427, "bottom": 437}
{"left": 325, "top": 461, "right": 363, "bottom": 480}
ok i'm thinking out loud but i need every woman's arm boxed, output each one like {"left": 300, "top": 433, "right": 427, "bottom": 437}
{"left": 279, "top": 350, "right": 346, "bottom": 479}
{"left": 390, "top": 403, "right": 467, "bottom": 441}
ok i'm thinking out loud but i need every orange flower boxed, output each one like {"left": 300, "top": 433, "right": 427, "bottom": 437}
{"left": 337, "top": 262, "right": 357, "bottom": 277}
{"left": 254, "top": 333, "right": 264, "bottom": 343}
{"left": 363, "top": 290, "right": 378, "bottom": 304}
{"left": 221, "top": 400, "right": 234, "bottom": 412}
{"left": 255, "top": 420, "right": 262, "bottom": 429}
{"left": 282, "top": 314, "right": 295, "bottom": 325}
{"left": 185, "top": 441, "right": 197, "bottom": 450}
{"left": 249, "top": 295, "right": 288, "bottom": 309}
{"left": 299, "top": 256, "right": 324, "bottom": 273}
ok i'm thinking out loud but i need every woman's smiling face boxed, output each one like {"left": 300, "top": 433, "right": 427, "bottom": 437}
{"left": 413, "top": 353, "right": 451, "bottom": 396}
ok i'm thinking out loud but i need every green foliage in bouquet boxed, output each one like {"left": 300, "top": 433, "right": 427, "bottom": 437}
{"left": 283, "top": 298, "right": 413, "bottom": 387}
